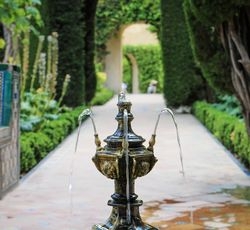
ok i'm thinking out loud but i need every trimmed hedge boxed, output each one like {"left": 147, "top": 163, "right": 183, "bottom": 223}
{"left": 20, "top": 89, "right": 114, "bottom": 174}
{"left": 193, "top": 101, "right": 250, "bottom": 168}
{"left": 90, "top": 87, "right": 114, "bottom": 106}
{"left": 123, "top": 45, "right": 163, "bottom": 93}
{"left": 20, "top": 106, "right": 85, "bottom": 173}
{"left": 160, "top": 0, "right": 204, "bottom": 107}
{"left": 41, "top": 0, "right": 98, "bottom": 106}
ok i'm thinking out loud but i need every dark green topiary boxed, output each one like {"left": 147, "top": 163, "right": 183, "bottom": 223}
{"left": 83, "top": 0, "right": 98, "bottom": 103}
{"left": 46, "top": 0, "right": 85, "bottom": 107}
{"left": 41, "top": 0, "right": 99, "bottom": 106}
{"left": 160, "top": 0, "right": 204, "bottom": 107}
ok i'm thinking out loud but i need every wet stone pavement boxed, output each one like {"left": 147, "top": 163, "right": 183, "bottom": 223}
{"left": 0, "top": 94, "right": 250, "bottom": 230}
{"left": 141, "top": 187, "right": 250, "bottom": 229}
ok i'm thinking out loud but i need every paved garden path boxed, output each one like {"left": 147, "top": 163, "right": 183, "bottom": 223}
{"left": 0, "top": 94, "right": 250, "bottom": 229}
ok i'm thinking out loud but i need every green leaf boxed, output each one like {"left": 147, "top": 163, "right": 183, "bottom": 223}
{"left": 0, "top": 38, "right": 5, "bottom": 49}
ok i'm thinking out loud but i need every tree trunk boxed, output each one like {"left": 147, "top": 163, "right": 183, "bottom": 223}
{"left": 221, "top": 7, "right": 250, "bottom": 135}
{"left": 3, "top": 26, "right": 12, "bottom": 63}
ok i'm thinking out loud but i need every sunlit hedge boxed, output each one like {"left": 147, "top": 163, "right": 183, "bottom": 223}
{"left": 20, "top": 88, "right": 114, "bottom": 174}
{"left": 193, "top": 101, "right": 250, "bottom": 169}
{"left": 123, "top": 45, "right": 163, "bottom": 93}
{"left": 20, "top": 106, "right": 85, "bottom": 173}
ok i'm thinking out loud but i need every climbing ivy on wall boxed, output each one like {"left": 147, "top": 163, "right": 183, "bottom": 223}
{"left": 96, "top": 0, "right": 161, "bottom": 59}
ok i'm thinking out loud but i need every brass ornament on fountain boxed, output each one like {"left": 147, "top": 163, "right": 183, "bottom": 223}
{"left": 92, "top": 92, "right": 158, "bottom": 230}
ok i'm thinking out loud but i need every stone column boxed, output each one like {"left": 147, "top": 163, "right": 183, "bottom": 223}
{"left": 105, "top": 30, "right": 123, "bottom": 93}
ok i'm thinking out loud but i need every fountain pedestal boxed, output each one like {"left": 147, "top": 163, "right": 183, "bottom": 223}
{"left": 92, "top": 93, "right": 158, "bottom": 230}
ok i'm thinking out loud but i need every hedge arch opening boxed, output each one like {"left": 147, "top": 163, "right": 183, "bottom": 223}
{"left": 104, "top": 23, "right": 158, "bottom": 93}
{"left": 123, "top": 53, "right": 139, "bottom": 93}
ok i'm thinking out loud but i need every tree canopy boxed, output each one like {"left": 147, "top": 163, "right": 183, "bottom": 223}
{"left": 95, "top": 0, "right": 161, "bottom": 59}
{"left": 184, "top": 0, "right": 250, "bottom": 135}
{"left": 0, "top": 0, "right": 42, "bottom": 62}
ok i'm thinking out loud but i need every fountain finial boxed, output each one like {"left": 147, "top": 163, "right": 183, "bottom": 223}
{"left": 118, "top": 91, "right": 127, "bottom": 103}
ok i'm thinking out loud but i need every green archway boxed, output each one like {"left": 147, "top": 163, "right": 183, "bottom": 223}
{"left": 95, "top": 0, "right": 161, "bottom": 92}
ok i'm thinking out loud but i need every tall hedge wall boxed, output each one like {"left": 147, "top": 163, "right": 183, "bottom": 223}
{"left": 41, "top": 0, "right": 97, "bottom": 107}
{"left": 123, "top": 45, "right": 163, "bottom": 93}
{"left": 83, "top": 0, "right": 98, "bottom": 103}
{"left": 160, "top": 0, "right": 204, "bottom": 107}
{"left": 183, "top": 0, "right": 233, "bottom": 94}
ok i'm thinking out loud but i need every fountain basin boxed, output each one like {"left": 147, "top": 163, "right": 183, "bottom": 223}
{"left": 92, "top": 149, "right": 157, "bottom": 180}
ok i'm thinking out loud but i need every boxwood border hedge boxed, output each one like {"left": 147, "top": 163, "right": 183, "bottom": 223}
{"left": 192, "top": 101, "right": 250, "bottom": 169}
{"left": 20, "top": 106, "right": 86, "bottom": 173}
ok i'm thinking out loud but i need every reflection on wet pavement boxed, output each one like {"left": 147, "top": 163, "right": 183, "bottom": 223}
{"left": 223, "top": 186, "right": 250, "bottom": 201}
{"left": 141, "top": 187, "right": 250, "bottom": 229}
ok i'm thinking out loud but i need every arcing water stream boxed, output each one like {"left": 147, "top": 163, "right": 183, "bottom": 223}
{"left": 153, "top": 108, "right": 185, "bottom": 176}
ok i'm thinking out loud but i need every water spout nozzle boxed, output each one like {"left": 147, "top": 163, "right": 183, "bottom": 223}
{"left": 147, "top": 134, "right": 156, "bottom": 152}
{"left": 75, "top": 108, "right": 102, "bottom": 152}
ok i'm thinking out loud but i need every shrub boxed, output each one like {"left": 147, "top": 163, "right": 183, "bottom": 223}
{"left": 212, "top": 95, "right": 243, "bottom": 119}
{"left": 90, "top": 88, "right": 114, "bottom": 106}
{"left": 20, "top": 106, "right": 86, "bottom": 173}
{"left": 193, "top": 101, "right": 250, "bottom": 168}
{"left": 20, "top": 88, "right": 114, "bottom": 174}
{"left": 123, "top": 45, "right": 163, "bottom": 93}
{"left": 161, "top": 0, "right": 204, "bottom": 106}
{"left": 20, "top": 136, "right": 37, "bottom": 173}
{"left": 90, "top": 71, "right": 114, "bottom": 106}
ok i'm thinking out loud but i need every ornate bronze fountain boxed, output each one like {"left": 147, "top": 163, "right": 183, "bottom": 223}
{"left": 91, "top": 92, "right": 158, "bottom": 229}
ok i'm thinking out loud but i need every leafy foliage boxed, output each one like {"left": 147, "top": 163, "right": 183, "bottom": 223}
{"left": 20, "top": 33, "right": 70, "bottom": 132}
{"left": 212, "top": 95, "right": 243, "bottom": 119}
{"left": 123, "top": 45, "right": 163, "bottom": 93}
{"left": 20, "top": 106, "right": 85, "bottom": 173}
{"left": 161, "top": 0, "right": 204, "bottom": 106}
{"left": 0, "top": 0, "right": 42, "bottom": 62}
{"left": 183, "top": 0, "right": 233, "bottom": 94}
{"left": 90, "top": 71, "right": 114, "bottom": 105}
{"left": 183, "top": 0, "right": 250, "bottom": 136}
{"left": 20, "top": 91, "right": 65, "bottom": 132}
{"left": 96, "top": 0, "right": 161, "bottom": 59}
{"left": 20, "top": 84, "right": 114, "bottom": 174}
{"left": 193, "top": 101, "right": 250, "bottom": 169}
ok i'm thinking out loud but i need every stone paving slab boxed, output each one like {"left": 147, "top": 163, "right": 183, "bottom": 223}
{"left": 0, "top": 94, "right": 249, "bottom": 229}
